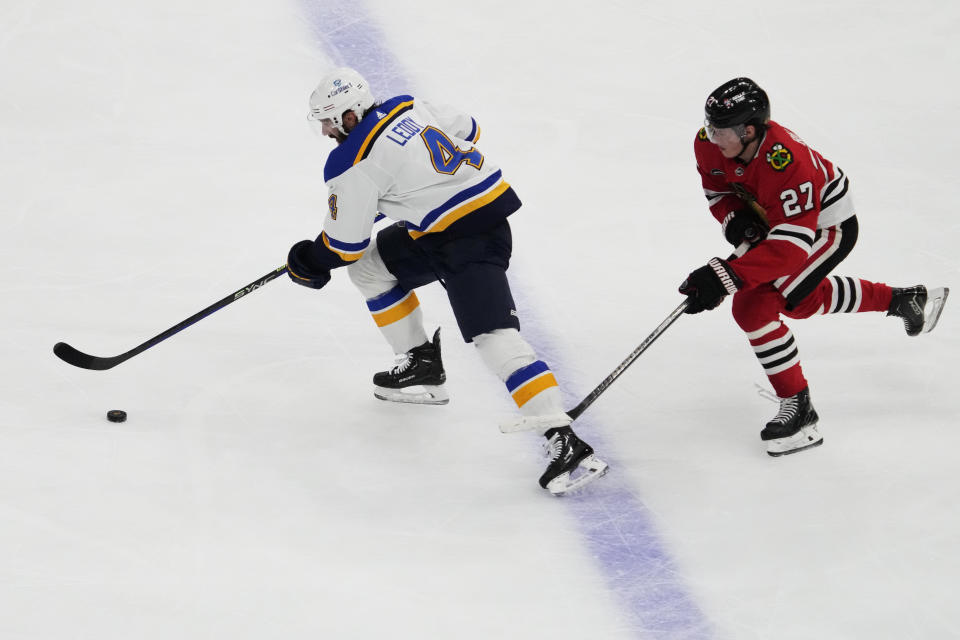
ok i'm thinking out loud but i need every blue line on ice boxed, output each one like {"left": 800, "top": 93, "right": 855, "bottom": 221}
{"left": 299, "top": 2, "right": 714, "bottom": 637}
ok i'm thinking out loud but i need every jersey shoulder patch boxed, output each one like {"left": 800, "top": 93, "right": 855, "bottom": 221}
{"left": 765, "top": 142, "right": 793, "bottom": 171}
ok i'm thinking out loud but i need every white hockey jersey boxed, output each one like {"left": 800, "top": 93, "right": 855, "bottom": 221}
{"left": 313, "top": 95, "right": 519, "bottom": 268}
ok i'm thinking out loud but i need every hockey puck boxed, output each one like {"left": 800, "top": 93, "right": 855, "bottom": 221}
{"left": 106, "top": 410, "right": 127, "bottom": 423}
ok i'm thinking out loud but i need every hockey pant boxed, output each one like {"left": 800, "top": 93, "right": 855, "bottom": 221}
{"left": 730, "top": 216, "right": 894, "bottom": 398}
{"left": 347, "top": 220, "right": 566, "bottom": 418}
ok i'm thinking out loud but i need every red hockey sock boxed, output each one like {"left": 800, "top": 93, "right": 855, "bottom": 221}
{"left": 746, "top": 320, "right": 808, "bottom": 398}
{"left": 787, "top": 277, "right": 893, "bottom": 318}
{"left": 855, "top": 279, "right": 893, "bottom": 312}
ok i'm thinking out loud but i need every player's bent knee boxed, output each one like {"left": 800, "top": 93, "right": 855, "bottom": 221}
{"left": 473, "top": 328, "right": 537, "bottom": 381}
{"left": 347, "top": 245, "right": 397, "bottom": 297}
{"left": 731, "top": 286, "right": 785, "bottom": 331}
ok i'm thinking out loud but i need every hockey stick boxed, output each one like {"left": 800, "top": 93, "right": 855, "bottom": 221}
{"left": 498, "top": 300, "right": 689, "bottom": 433}
{"left": 53, "top": 265, "right": 288, "bottom": 370}
{"left": 566, "top": 299, "right": 689, "bottom": 421}
{"left": 563, "top": 240, "right": 752, "bottom": 421}
{"left": 500, "top": 241, "right": 751, "bottom": 433}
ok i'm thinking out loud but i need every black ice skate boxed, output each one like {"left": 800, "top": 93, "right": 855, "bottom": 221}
{"left": 760, "top": 387, "right": 823, "bottom": 457}
{"left": 539, "top": 426, "right": 609, "bottom": 495}
{"left": 887, "top": 285, "right": 949, "bottom": 336}
{"left": 373, "top": 328, "right": 448, "bottom": 405}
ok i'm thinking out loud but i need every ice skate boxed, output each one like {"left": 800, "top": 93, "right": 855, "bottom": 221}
{"left": 373, "top": 328, "right": 449, "bottom": 405}
{"left": 539, "top": 427, "right": 609, "bottom": 495}
{"left": 760, "top": 387, "right": 823, "bottom": 457}
{"left": 887, "top": 285, "right": 949, "bottom": 336}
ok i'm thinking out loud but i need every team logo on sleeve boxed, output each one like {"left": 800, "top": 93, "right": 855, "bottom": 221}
{"left": 766, "top": 143, "right": 793, "bottom": 171}
{"left": 328, "top": 194, "right": 338, "bottom": 220}
{"left": 697, "top": 127, "right": 708, "bottom": 141}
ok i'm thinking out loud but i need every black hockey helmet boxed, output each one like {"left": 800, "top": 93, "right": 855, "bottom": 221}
{"left": 704, "top": 78, "right": 770, "bottom": 130}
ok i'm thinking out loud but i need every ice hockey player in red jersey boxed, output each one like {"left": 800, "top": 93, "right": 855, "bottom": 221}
{"left": 679, "top": 77, "right": 949, "bottom": 456}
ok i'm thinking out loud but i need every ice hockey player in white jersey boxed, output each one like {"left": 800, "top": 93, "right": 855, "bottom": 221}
{"left": 285, "top": 67, "right": 608, "bottom": 495}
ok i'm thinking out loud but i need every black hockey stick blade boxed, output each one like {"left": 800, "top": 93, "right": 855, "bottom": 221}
{"left": 53, "top": 341, "right": 126, "bottom": 370}
{"left": 53, "top": 265, "right": 288, "bottom": 371}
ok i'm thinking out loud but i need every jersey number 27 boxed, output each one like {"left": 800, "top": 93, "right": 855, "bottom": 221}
{"left": 780, "top": 180, "right": 815, "bottom": 216}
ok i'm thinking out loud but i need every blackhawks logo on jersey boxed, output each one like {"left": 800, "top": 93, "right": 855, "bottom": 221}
{"left": 697, "top": 127, "right": 708, "bottom": 141}
{"left": 766, "top": 143, "right": 793, "bottom": 171}
{"left": 328, "top": 194, "right": 338, "bottom": 220}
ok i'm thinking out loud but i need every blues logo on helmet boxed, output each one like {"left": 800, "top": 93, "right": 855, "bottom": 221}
{"left": 308, "top": 67, "right": 376, "bottom": 135}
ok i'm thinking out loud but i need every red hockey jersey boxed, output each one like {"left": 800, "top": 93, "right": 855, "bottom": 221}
{"left": 694, "top": 120, "right": 853, "bottom": 288}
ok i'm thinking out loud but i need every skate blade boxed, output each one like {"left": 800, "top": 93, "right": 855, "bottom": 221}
{"left": 499, "top": 412, "right": 572, "bottom": 434}
{"left": 767, "top": 425, "right": 823, "bottom": 457}
{"left": 921, "top": 287, "right": 949, "bottom": 334}
{"left": 373, "top": 385, "right": 449, "bottom": 405}
{"left": 545, "top": 455, "right": 610, "bottom": 496}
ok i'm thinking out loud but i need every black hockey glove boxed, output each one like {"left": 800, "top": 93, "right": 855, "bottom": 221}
{"left": 679, "top": 257, "right": 743, "bottom": 314}
{"left": 722, "top": 209, "right": 768, "bottom": 247}
{"left": 286, "top": 240, "right": 332, "bottom": 290}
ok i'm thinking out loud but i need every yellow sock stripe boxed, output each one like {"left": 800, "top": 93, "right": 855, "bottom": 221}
{"left": 408, "top": 180, "right": 511, "bottom": 239}
{"left": 511, "top": 373, "right": 558, "bottom": 408}
{"left": 371, "top": 291, "right": 420, "bottom": 327}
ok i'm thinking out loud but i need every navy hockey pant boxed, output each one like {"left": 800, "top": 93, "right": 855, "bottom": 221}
{"left": 376, "top": 219, "right": 521, "bottom": 342}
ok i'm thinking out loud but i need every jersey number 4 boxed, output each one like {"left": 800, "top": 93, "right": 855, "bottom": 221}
{"left": 780, "top": 181, "right": 815, "bottom": 216}
{"left": 420, "top": 127, "right": 484, "bottom": 174}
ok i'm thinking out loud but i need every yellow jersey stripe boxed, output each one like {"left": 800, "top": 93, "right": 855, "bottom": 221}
{"left": 408, "top": 180, "right": 511, "bottom": 240}
{"left": 322, "top": 232, "right": 364, "bottom": 262}
{"left": 354, "top": 100, "right": 415, "bottom": 165}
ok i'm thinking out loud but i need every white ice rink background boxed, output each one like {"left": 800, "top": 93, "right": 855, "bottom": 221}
{"left": 2, "top": 1, "right": 959, "bottom": 638}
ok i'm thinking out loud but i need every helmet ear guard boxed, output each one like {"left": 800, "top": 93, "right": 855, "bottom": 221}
{"left": 308, "top": 67, "right": 376, "bottom": 135}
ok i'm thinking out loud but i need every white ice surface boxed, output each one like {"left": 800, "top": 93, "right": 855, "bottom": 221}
{"left": 2, "top": 1, "right": 958, "bottom": 638}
